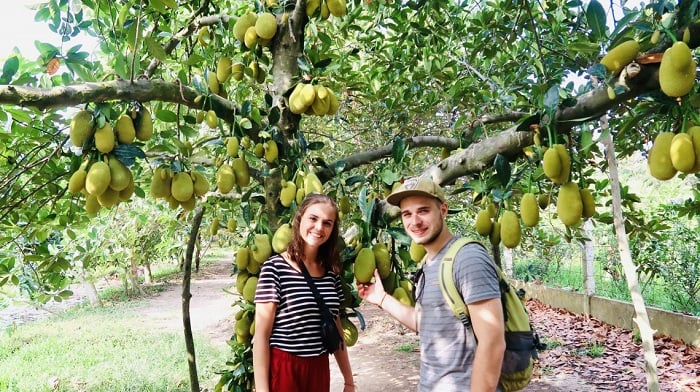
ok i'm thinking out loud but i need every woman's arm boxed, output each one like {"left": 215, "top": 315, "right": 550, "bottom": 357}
{"left": 253, "top": 301, "right": 277, "bottom": 392}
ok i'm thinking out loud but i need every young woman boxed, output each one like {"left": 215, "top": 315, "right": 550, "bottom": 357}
{"left": 253, "top": 193, "right": 356, "bottom": 392}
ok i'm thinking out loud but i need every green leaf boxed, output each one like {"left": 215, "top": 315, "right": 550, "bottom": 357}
{"left": 144, "top": 37, "right": 167, "bottom": 61}
{"left": 0, "top": 56, "right": 19, "bottom": 84}
{"left": 586, "top": 0, "right": 607, "bottom": 40}
{"left": 543, "top": 85, "right": 560, "bottom": 113}
{"left": 493, "top": 154, "right": 511, "bottom": 187}
{"left": 391, "top": 138, "right": 407, "bottom": 163}
{"left": 155, "top": 109, "right": 178, "bottom": 123}
{"left": 112, "top": 144, "right": 146, "bottom": 166}
{"left": 307, "top": 141, "right": 325, "bottom": 151}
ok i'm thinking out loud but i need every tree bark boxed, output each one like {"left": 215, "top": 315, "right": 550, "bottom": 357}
{"left": 182, "top": 206, "right": 205, "bottom": 392}
{"left": 600, "top": 121, "right": 660, "bottom": 392}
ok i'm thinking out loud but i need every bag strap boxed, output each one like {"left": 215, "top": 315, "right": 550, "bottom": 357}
{"left": 298, "top": 262, "right": 334, "bottom": 320}
{"left": 438, "top": 237, "right": 476, "bottom": 327}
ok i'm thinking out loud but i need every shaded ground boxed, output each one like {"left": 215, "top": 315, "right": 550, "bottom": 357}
{"left": 2, "top": 258, "right": 699, "bottom": 391}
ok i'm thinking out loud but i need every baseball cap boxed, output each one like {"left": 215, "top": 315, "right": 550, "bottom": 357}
{"left": 386, "top": 177, "right": 446, "bottom": 206}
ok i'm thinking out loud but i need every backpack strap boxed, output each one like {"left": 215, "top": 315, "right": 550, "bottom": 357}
{"left": 438, "top": 237, "right": 481, "bottom": 327}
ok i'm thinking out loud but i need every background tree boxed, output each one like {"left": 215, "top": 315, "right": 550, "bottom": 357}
{"left": 1, "top": 0, "right": 699, "bottom": 391}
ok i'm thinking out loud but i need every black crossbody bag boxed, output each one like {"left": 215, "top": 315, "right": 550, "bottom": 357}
{"left": 299, "top": 263, "right": 344, "bottom": 354}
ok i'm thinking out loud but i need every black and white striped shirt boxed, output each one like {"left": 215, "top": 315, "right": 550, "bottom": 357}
{"left": 254, "top": 254, "right": 343, "bottom": 357}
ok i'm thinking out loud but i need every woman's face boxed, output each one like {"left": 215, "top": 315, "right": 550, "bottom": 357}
{"left": 299, "top": 202, "right": 336, "bottom": 249}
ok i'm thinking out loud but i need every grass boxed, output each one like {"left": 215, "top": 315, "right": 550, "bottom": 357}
{"left": 0, "top": 256, "right": 231, "bottom": 392}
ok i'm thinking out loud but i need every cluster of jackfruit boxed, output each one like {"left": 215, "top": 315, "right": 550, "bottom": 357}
{"left": 647, "top": 128, "right": 700, "bottom": 180}
{"left": 67, "top": 107, "right": 153, "bottom": 214}
{"left": 278, "top": 169, "right": 324, "bottom": 208}
{"left": 69, "top": 107, "right": 153, "bottom": 153}
{"left": 68, "top": 155, "right": 136, "bottom": 215}
{"left": 233, "top": 12, "right": 278, "bottom": 50}
{"left": 289, "top": 82, "right": 340, "bottom": 116}
{"left": 306, "top": 0, "right": 347, "bottom": 19}
{"left": 233, "top": 308, "right": 255, "bottom": 344}
{"left": 353, "top": 242, "right": 414, "bottom": 306}
{"left": 215, "top": 137, "right": 252, "bottom": 194}
{"left": 149, "top": 167, "right": 210, "bottom": 211}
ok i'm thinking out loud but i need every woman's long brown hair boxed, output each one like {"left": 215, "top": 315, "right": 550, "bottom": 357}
{"left": 287, "top": 193, "right": 341, "bottom": 274}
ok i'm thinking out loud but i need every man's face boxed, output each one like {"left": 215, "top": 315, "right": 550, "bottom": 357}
{"left": 398, "top": 195, "right": 446, "bottom": 246}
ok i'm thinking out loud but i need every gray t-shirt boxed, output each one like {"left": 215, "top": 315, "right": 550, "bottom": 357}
{"left": 416, "top": 236, "right": 501, "bottom": 392}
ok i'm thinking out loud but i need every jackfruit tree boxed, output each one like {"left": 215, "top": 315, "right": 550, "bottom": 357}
{"left": 1, "top": 1, "right": 699, "bottom": 391}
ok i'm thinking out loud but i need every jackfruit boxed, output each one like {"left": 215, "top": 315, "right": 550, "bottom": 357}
{"left": 647, "top": 132, "right": 677, "bottom": 180}
{"left": 659, "top": 41, "right": 696, "bottom": 97}
{"left": 538, "top": 193, "right": 550, "bottom": 210}
{"left": 354, "top": 247, "right": 376, "bottom": 283}
{"left": 338, "top": 196, "right": 351, "bottom": 214}
{"left": 233, "top": 13, "right": 257, "bottom": 43}
{"left": 205, "top": 110, "right": 218, "bottom": 128}
{"left": 272, "top": 223, "right": 292, "bottom": 254}
{"left": 85, "top": 194, "right": 101, "bottom": 215}
{"left": 489, "top": 221, "right": 501, "bottom": 247}
{"left": 171, "top": 172, "right": 194, "bottom": 202}
{"left": 191, "top": 170, "right": 210, "bottom": 196}
{"left": 372, "top": 243, "right": 391, "bottom": 279}
{"left": 216, "top": 57, "right": 233, "bottom": 83}
{"left": 580, "top": 188, "right": 596, "bottom": 219}
{"left": 542, "top": 148, "right": 562, "bottom": 182}
{"left": 208, "top": 70, "right": 220, "bottom": 95}
{"left": 341, "top": 318, "right": 358, "bottom": 347}
{"left": 393, "top": 287, "right": 412, "bottom": 306}
{"left": 85, "top": 161, "right": 111, "bottom": 196}
{"left": 687, "top": 126, "right": 700, "bottom": 172}
{"left": 69, "top": 110, "right": 93, "bottom": 148}
{"left": 557, "top": 182, "right": 583, "bottom": 227}
{"left": 600, "top": 40, "right": 640, "bottom": 74}
{"left": 251, "top": 234, "right": 272, "bottom": 263}
{"left": 135, "top": 107, "right": 153, "bottom": 141}
{"left": 180, "top": 195, "right": 197, "bottom": 211}
{"left": 232, "top": 157, "right": 250, "bottom": 187}
{"left": 150, "top": 167, "right": 172, "bottom": 199}
{"left": 500, "top": 211, "right": 521, "bottom": 249}
{"left": 669, "top": 133, "right": 695, "bottom": 173}
{"left": 97, "top": 187, "right": 119, "bottom": 207}
{"left": 227, "top": 218, "right": 237, "bottom": 232}
{"left": 217, "top": 164, "right": 236, "bottom": 194}
{"left": 68, "top": 168, "right": 87, "bottom": 194}
{"left": 231, "top": 62, "right": 245, "bottom": 81}
{"left": 264, "top": 140, "right": 278, "bottom": 163}
{"left": 94, "top": 122, "right": 115, "bottom": 154}
{"left": 307, "top": 0, "right": 321, "bottom": 16}
{"left": 326, "top": 0, "right": 347, "bottom": 17}
{"left": 304, "top": 172, "right": 323, "bottom": 194}
{"left": 279, "top": 180, "right": 296, "bottom": 207}
{"left": 210, "top": 218, "right": 219, "bottom": 236}
{"left": 244, "top": 26, "right": 258, "bottom": 50}
{"left": 552, "top": 144, "right": 571, "bottom": 184}
{"left": 409, "top": 241, "right": 426, "bottom": 262}
{"left": 118, "top": 178, "right": 135, "bottom": 201}
{"left": 226, "top": 137, "right": 240, "bottom": 157}
{"left": 475, "top": 209, "right": 492, "bottom": 236}
{"left": 247, "top": 259, "right": 261, "bottom": 274}
{"left": 115, "top": 114, "right": 136, "bottom": 144}
{"left": 197, "top": 26, "right": 211, "bottom": 47}
{"left": 327, "top": 88, "right": 340, "bottom": 115}
{"left": 381, "top": 271, "right": 397, "bottom": 294}
{"left": 255, "top": 13, "right": 277, "bottom": 40}
{"left": 520, "top": 193, "right": 539, "bottom": 227}
{"left": 236, "top": 247, "right": 250, "bottom": 270}
{"left": 108, "top": 156, "right": 132, "bottom": 192}
{"left": 242, "top": 276, "right": 258, "bottom": 303}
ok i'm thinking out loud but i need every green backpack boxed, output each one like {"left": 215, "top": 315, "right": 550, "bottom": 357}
{"left": 437, "top": 238, "right": 546, "bottom": 392}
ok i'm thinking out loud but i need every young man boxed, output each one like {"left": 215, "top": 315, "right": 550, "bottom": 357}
{"left": 357, "top": 177, "right": 505, "bottom": 392}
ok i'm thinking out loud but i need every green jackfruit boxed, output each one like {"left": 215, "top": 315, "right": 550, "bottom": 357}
{"left": 251, "top": 234, "right": 272, "bottom": 263}
{"left": 85, "top": 161, "right": 111, "bottom": 196}
{"left": 94, "top": 122, "right": 115, "bottom": 154}
{"left": 520, "top": 193, "right": 539, "bottom": 227}
{"left": 475, "top": 209, "right": 492, "bottom": 236}
{"left": 353, "top": 247, "right": 376, "bottom": 283}
{"left": 217, "top": 164, "right": 236, "bottom": 194}
{"left": 409, "top": 241, "right": 426, "bottom": 262}
{"left": 372, "top": 243, "right": 391, "bottom": 279}
{"left": 557, "top": 182, "right": 583, "bottom": 227}
{"left": 647, "top": 132, "right": 677, "bottom": 180}
{"left": 500, "top": 211, "right": 521, "bottom": 249}
{"left": 171, "top": 172, "right": 194, "bottom": 202}
{"left": 272, "top": 224, "right": 292, "bottom": 254}
{"left": 69, "top": 110, "right": 93, "bottom": 148}
{"left": 670, "top": 133, "right": 695, "bottom": 173}
{"left": 242, "top": 276, "right": 258, "bottom": 303}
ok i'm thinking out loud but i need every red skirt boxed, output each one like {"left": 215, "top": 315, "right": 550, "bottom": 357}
{"left": 270, "top": 347, "right": 330, "bottom": 392}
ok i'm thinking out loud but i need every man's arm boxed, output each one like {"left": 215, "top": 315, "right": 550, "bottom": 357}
{"left": 468, "top": 297, "right": 506, "bottom": 392}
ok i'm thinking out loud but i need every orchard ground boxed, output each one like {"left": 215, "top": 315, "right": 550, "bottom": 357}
{"left": 1, "top": 256, "right": 698, "bottom": 391}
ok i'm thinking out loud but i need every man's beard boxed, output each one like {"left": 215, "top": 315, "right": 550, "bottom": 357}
{"left": 415, "top": 220, "right": 442, "bottom": 246}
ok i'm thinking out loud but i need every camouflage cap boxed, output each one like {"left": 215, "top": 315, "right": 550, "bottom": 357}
{"left": 386, "top": 177, "right": 445, "bottom": 206}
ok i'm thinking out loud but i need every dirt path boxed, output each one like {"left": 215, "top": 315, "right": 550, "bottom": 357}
{"left": 3, "top": 257, "right": 698, "bottom": 392}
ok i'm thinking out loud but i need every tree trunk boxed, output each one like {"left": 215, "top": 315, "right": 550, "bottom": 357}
{"left": 79, "top": 264, "right": 101, "bottom": 307}
{"left": 129, "top": 255, "right": 145, "bottom": 295}
{"left": 583, "top": 220, "right": 596, "bottom": 296}
{"left": 183, "top": 206, "right": 205, "bottom": 392}
{"left": 143, "top": 262, "right": 153, "bottom": 285}
{"left": 600, "top": 121, "right": 660, "bottom": 391}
